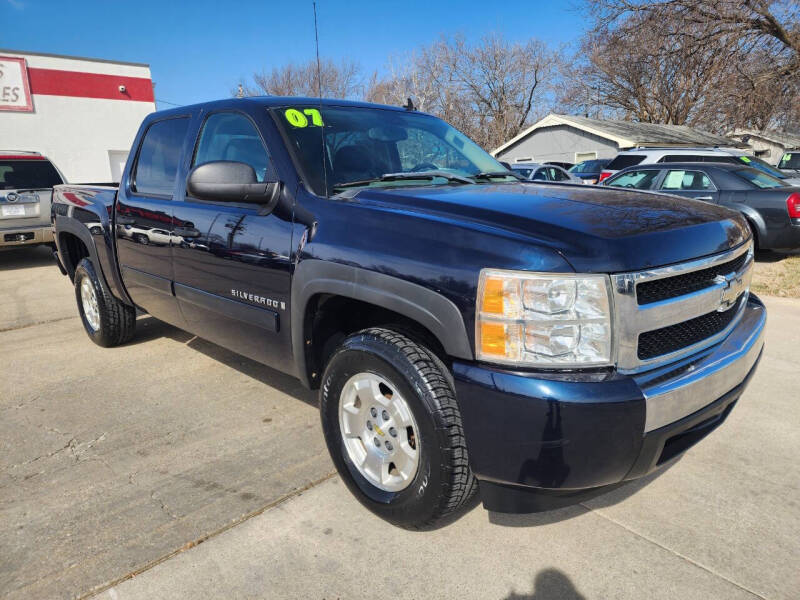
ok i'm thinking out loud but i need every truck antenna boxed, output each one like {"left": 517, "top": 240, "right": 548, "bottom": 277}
{"left": 313, "top": 2, "right": 329, "bottom": 197}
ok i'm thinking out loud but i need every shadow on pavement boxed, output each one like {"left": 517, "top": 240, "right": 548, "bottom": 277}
{"left": 0, "top": 244, "right": 55, "bottom": 271}
{"left": 126, "top": 315, "right": 318, "bottom": 407}
{"left": 504, "top": 568, "right": 586, "bottom": 600}
{"left": 755, "top": 249, "right": 800, "bottom": 263}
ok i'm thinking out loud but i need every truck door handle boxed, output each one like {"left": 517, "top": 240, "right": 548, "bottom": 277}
{"left": 694, "top": 196, "right": 714, "bottom": 201}
{"left": 173, "top": 227, "right": 200, "bottom": 238}
{"left": 117, "top": 216, "right": 136, "bottom": 225}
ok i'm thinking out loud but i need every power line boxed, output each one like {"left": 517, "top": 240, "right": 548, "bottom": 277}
{"left": 155, "top": 98, "right": 183, "bottom": 107}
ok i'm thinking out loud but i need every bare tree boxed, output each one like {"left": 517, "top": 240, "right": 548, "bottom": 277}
{"left": 573, "top": 0, "right": 800, "bottom": 131}
{"left": 239, "top": 58, "right": 363, "bottom": 99}
{"left": 367, "top": 34, "right": 560, "bottom": 150}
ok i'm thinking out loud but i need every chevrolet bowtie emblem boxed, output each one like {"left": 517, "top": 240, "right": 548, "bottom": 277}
{"left": 714, "top": 272, "right": 745, "bottom": 312}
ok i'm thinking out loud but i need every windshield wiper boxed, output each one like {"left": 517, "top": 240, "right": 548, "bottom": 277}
{"left": 334, "top": 170, "right": 476, "bottom": 190}
{"left": 471, "top": 171, "right": 524, "bottom": 181}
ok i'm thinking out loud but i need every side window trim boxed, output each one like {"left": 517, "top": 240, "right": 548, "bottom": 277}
{"left": 189, "top": 110, "right": 276, "bottom": 185}
{"left": 130, "top": 115, "right": 192, "bottom": 199}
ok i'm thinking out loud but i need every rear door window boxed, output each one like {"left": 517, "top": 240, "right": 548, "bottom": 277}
{"left": 658, "top": 154, "right": 709, "bottom": 163}
{"left": 734, "top": 168, "right": 785, "bottom": 189}
{"left": 133, "top": 117, "right": 190, "bottom": 196}
{"left": 605, "top": 154, "right": 645, "bottom": 170}
{"left": 607, "top": 169, "right": 659, "bottom": 189}
{"left": 659, "top": 170, "right": 713, "bottom": 191}
{"left": 0, "top": 160, "right": 62, "bottom": 190}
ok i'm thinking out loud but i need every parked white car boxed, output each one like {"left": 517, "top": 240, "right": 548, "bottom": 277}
{"left": 599, "top": 147, "right": 800, "bottom": 186}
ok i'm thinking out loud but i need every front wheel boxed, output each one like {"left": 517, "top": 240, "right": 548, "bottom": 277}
{"left": 320, "top": 328, "right": 477, "bottom": 529}
{"left": 74, "top": 257, "right": 136, "bottom": 347}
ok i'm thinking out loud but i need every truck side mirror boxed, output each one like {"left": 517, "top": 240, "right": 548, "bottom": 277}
{"left": 187, "top": 161, "right": 281, "bottom": 214}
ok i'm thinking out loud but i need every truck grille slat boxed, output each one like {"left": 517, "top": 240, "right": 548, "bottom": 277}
{"left": 637, "top": 300, "right": 741, "bottom": 360}
{"left": 636, "top": 252, "right": 748, "bottom": 305}
{"left": 611, "top": 242, "right": 753, "bottom": 373}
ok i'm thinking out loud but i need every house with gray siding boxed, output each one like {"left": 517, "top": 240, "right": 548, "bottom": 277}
{"left": 727, "top": 129, "right": 800, "bottom": 165}
{"left": 493, "top": 113, "right": 737, "bottom": 165}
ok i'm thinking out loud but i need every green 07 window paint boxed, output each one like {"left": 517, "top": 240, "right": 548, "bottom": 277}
{"left": 284, "top": 108, "right": 324, "bottom": 128}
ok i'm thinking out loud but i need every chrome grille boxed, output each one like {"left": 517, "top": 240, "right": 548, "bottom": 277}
{"left": 611, "top": 242, "right": 754, "bottom": 374}
{"left": 636, "top": 251, "right": 749, "bottom": 305}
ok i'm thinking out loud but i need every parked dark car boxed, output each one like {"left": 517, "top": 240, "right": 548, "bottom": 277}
{"left": 605, "top": 162, "right": 800, "bottom": 250}
{"left": 568, "top": 158, "right": 611, "bottom": 184}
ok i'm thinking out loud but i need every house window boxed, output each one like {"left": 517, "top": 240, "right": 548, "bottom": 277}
{"left": 575, "top": 151, "right": 597, "bottom": 163}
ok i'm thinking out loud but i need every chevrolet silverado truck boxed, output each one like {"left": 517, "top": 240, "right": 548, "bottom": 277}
{"left": 1, "top": 151, "right": 64, "bottom": 247}
{"left": 52, "top": 98, "right": 766, "bottom": 528}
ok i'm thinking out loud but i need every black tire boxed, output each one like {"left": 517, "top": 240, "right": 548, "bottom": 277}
{"left": 320, "top": 327, "right": 477, "bottom": 529}
{"left": 74, "top": 257, "right": 136, "bottom": 347}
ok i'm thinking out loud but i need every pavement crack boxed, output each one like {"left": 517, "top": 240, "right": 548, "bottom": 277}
{"left": 1, "top": 437, "right": 77, "bottom": 472}
{"left": 83, "top": 470, "right": 338, "bottom": 599}
{"left": 150, "top": 490, "right": 179, "bottom": 520}
{"left": 0, "top": 315, "right": 77, "bottom": 333}
{"left": 583, "top": 504, "right": 768, "bottom": 600}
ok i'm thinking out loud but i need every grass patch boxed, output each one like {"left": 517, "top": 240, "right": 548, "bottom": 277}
{"left": 751, "top": 252, "right": 800, "bottom": 298}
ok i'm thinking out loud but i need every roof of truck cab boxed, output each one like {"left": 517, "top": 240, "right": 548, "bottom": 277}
{"left": 150, "top": 96, "right": 413, "bottom": 118}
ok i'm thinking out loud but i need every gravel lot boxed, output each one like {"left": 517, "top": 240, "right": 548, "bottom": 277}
{"left": 1, "top": 245, "right": 798, "bottom": 600}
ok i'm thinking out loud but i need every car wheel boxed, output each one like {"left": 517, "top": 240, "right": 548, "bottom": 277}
{"left": 320, "top": 327, "right": 477, "bottom": 529}
{"left": 74, "top": 257, "right": 136, "bottom": 347}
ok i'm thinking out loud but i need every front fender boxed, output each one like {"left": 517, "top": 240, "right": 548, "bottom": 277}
{"left": 291, "top": 259, "right": 473, "bottom": 387}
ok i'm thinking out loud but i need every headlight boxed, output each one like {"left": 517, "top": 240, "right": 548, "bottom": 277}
{"left": 476, "top": 269, "right": 614, "bottom": 367}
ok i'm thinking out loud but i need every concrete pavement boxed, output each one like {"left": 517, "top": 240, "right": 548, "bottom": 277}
{"left": 1, "top": 246, "right": 798, "bottom": 599}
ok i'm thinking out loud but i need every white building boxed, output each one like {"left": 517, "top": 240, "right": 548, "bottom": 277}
{"left": 0, "top": 49, "right": 156, "bottom": 183}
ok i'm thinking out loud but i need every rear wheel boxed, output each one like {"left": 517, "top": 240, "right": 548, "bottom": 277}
{"left": 320, "top": 327, "right": 477, "bottom": 529}
{"left": 74, "top": 257, "right": 136, "bottom": 347}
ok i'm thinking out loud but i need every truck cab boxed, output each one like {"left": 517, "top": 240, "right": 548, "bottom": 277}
{"left": 52, "top": 97, "right": 766, "bottom": 529}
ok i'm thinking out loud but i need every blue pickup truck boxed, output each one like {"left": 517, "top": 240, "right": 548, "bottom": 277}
{"left": 52, "top": 97, "right": 765, "bottom": 529}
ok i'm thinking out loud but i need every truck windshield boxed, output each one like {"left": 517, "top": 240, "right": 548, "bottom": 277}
{"left": 271, "top": 105, "right": 511, "bottom": 196}
{"left": 0, "top": 160, "right": 63, "bottom": 190}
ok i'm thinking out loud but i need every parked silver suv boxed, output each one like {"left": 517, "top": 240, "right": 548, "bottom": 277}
{"left": 0, "top": 151, "right": 64, "bottom": 248}
{"left": 600, "top": 147, "right": 800, "bottom": 186}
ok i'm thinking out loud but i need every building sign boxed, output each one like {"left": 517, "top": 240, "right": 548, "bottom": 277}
{"left": 0, "top": 56, "right": 34, "bottom": 112}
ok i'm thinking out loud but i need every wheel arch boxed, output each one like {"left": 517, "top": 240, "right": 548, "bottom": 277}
{"left": 735, "top": 205, "right": 767, "bottom": 248}
{"left": 291, "top": 260, "right": 473, "bottom": 388}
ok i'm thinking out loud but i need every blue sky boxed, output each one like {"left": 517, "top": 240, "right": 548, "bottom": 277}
{"left": 1, "top": 0, "right": 585, "bottom": 109}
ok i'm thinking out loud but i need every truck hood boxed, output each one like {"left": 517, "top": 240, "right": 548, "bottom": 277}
{"left": 353, "top": 183, "right": 748, "bottom": 273}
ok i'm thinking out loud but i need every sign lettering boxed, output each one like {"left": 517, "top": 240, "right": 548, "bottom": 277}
{"left": 0, "top": 56, "right": 33, "bottom": 112}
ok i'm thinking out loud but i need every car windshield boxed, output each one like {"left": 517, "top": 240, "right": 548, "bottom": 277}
{"left": 735, "top": 155, "right": 787, "bottom": 179}
{"left": 0, "top": 159, "right": 63, "bottom": 190}
{"left": 734, "top": 168, "right": 785, "bottom": 189}
{"left": 271, "top": 105, "right": 512, "bottom": 196}
{"left": 778, "top": 153, "right": 800, "bottom": 170}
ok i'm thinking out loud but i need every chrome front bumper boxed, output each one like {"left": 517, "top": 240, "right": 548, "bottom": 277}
{"left": 636, "top": 295, "right": 766, "bottom": 432}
